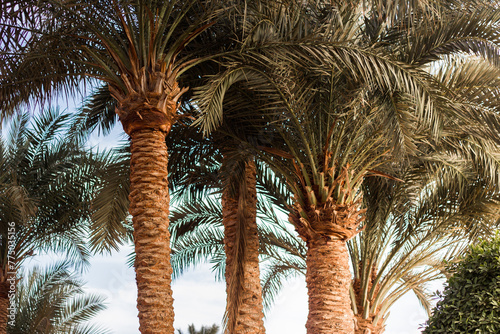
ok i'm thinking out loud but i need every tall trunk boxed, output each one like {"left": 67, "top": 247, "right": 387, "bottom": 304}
{"left": 306, "top": 237, "right": 354, "bottom": 334}
{"left": 0, "top": 281, "right": 8, "bottom": 334}
{"left": 129, "top": 129, "right": 174, "bottom": 334}
{"left": 221, "top": 160, "right": 266, "bottom": 334}
{"left": 290, "top": 166, "right": 364, "bottom": 334}
{"left": 114, "top": 65, "right": 186, "bottom": 333}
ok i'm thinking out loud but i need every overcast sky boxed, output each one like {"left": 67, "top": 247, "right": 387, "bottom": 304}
{"left": 81, "top": 117, "right": 435, "bottom": 333}
{"left": 8, "top": 108, "right": 433, "bottom": 333}
{"left": 42, "top": 245, "right": 431, "bottom": 334}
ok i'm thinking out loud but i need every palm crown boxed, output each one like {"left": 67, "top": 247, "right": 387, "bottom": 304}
{"left": 193, "top": 1, "right": 500, "bottom": 333}
{"left": 2, "top": 0, "right": 500, "bottom": 333}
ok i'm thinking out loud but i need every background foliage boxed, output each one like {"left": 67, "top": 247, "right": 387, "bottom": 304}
{"left": 423, "top": 234, "right": 500, "bottom": 333}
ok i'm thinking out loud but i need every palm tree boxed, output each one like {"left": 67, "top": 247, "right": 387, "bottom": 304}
{"left": 194, "top": 1, "right": 500, "bottom": 332}
{"left": 169, "top": 189, "right": 306, "bottom": 312}
{"left": 350, "top": 174, "right": 500, "bottom": 333}
{"left": 8, "top": 261, "right": 110, "bottom": 334}
{"left": 0, "top": 109, "right": 114, "bottom": 333}
{"left": 167, "top": 120, "right": 269, "bottom": 334}
{"left": 169, "top": 143, "right": 500, "bottom": 334}
{"left": 169, "top": 158, "right": 301, "bottom": 307}
{"left": 0, "top": 1, "right": 219, "bottom": 332}
{"left": 218, "top": 159, "right": 266, "bottom": 334}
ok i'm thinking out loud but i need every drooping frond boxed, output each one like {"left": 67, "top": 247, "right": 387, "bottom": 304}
{"left": 170, "top": 197, "right": 225, "bottom": 279}
{"left": 8, "top": 261, "right": 110, "bottom": 334}
{"left": 89, "top": 145, "right": 132, "bottom": 254}
{"left": 400, "top": 7, "right": 500, "bottom": 66}
{"left": 0, "top": 109, "right": 127, "bottom": 273}
{"left": 260, "top": 263, "right": 302, "bottom": 312}
{"left": 350, "top": 144, "right": 500, "bottom": 324}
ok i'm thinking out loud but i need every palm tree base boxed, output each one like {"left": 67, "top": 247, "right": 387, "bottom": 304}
{"left": 355, "top": 316, "right": 384, "bottom": 334}
{"left": 306, "top": 237, "right": 354, "bottom": 334}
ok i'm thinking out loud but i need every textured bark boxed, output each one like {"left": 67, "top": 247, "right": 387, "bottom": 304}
{"left": 221, "top": 160, "right": 266, "bottom": 334}
{"left": 306, "top": 237, "right": 354, "bottom": 334}
{"left": 353, "top": 265, "right": 385, "bottom": 334}
{"left": 129, "top": 129, "right": 174, "bottom": 334}
{"left": 0, "top": 281, "right": 7, "bottom": 334}
{"left": 113, "top": 63, "right": 186, "bottom": 333}
{"left": 355, "top": 315, "right": 384, "bottom": 334}
{"left": 288, "top": 165, "right": 365, "bottom": 334}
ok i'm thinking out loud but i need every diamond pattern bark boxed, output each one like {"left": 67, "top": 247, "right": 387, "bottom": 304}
{"left": 222, "top": 160, "right": 266, "bottom": 334}
{"left": 129, "top": 129, "right": 174, "bottom": 334}
{"left": 306, "top": 237, "right": 354, "bottom": 334}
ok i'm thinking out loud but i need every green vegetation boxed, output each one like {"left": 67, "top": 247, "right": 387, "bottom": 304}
{"left": 423, "top": 235, "right": 500, "bottom": 333}
{"left": 8, "top": 262, "right": 109, "bottom": 334}
{"left": 0, "top": 110, "right": 117, "bottom": 332}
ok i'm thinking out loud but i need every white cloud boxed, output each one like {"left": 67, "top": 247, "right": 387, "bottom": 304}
{"left": 264, "top": 277, "right": 307, "bottom": 334}
{"left": 81, "top": 247, "right": 139, "bottom": 333}
{"left": 172, "top": 265, "right": 226, "bottom": 331}
{"left": 25, "top": 246, "right": 434, "bottom": 333}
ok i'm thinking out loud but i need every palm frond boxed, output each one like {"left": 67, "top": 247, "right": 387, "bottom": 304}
{"left": 0, "top": 0, "right": 220, "bottom": 116}
{"left": 89, "top": 146, "right": 132, "bottom": 254}
{"left": 0, "top": 109, "right": 127, "bottom": 275}
{"left": 8, "top": 261, "right": 110, "bottom": 334}
{"left": 260, "top": 263, "right": 302, "bottom": 312}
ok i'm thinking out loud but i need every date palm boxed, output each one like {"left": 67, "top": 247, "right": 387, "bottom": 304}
{"left": 167, "top": 115, "right": 274, "bottom": 334}
{"left": 170, "top": 199, "right": 303, "bottom": 280}
{"left": 261, "top": 161, "right": 500, "bottom": 334}
{"left": 0, "top": 110, "right": 113, "bottom": 333}
{"left": 258, "top": 52, "right": 500, "bottom": 333}
{"left": 169, "top": 175, "right": 305, "bottom": 312}
{"left": 350, "top": 173, "right": 500, "bottom": 332}
{"left": 170, "top": 141, "right": 500, "bottom": 333}
{"left": 8, "top": 262, "right": 110, "bottom": 334}
{"left": 194, "top": 1, "right": 500, "bottom": 333}
{"left": 350, "top": 49, "right": 500, "bottom": 333}
{"left": 0, "top": 1, "right": 219, "bottom": 332}
{"left": 169, "top": 156, "right": 298, "bottom": 282}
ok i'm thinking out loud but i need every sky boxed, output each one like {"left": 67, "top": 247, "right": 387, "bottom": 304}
{"left": 11, "top": 105, "right": 436, "bottom": 333}
{"left": 49, "top": 244, "right": 432, "bottom": 334}
{"left": 80, "top": 125, "right": 436, "bottom": 333}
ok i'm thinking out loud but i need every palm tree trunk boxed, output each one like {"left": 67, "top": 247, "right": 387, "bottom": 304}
{"left": 129, "top": 129, "right": 174, "bottom": 334}
{"left": 0, "top": 281, "right": 7, "bottom": 334}
{"left": 355, "top": 316, "right": 384, "bottom": 334}
{"left": 221, "top": 160, "right": 266, "bottom": 334}
{"left": 353, "top": 265, "right": 384, "bottom": 334}
{"left": 306, "top": 237, "right": 354, "bottom": 334}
